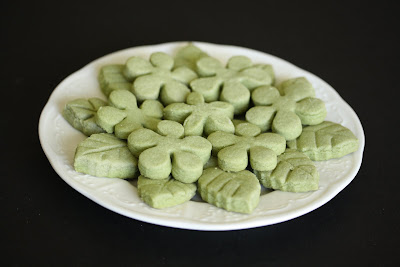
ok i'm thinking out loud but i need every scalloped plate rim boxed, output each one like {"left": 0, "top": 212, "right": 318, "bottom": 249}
{"left": 39, "top": 41, "right": 365, "bottom": 231}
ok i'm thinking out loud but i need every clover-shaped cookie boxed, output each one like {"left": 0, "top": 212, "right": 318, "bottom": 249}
{"left": 287, "top": 121, "right": 359, "bottom": 160}
{"left": 127, "top": 120, "right": 212, "bottom": 183}
{"left": 98, "top": 64, "right": 131, "bottom": 97}
{"left": 254, "top": 149, "right": 319, "bottom": 192}
{"left": 246, "top": 77, "right": 327, "bottom": 141}
{"left": 123, "top": 52, "right": 197, "bottom": 105}
{"left": 207, "top": 122, "right": 286, "bottom": 172}
{"left": 63, "top": 97, "right": 107, "bottom": 136}
{"left": 95, "top": 90, "right": 163, "bottom": 139}
{"left": 164, "top": 92, "right": 235, "bottom": 136}
{"left": 190, "top": 55, "right": 273, "bottom": 114}
{"left": 198, "top": 167, "right": 261, "bottom": 214}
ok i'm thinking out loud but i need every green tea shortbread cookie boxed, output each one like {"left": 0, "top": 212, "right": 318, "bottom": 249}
{"left": 207, "top": 122, "right": 286, "bottom": 172}
{"left": 254, "top": 149, "right": 319, "bottom": 192}
{"left": 98, "top": 64, "right": 131, "bottom": 97}
{"left": 198, "top": 167, "right": 261, "bottom": 214}
{"left": 287, "top": 121, "right": 359, "bottom": 160}
{"left": 62, "top": 97, "right": 107, "bottom": 136}
{"left": 127, "top": 120, "right": 212, "bottom": 183}
{"left": 95, "top": 90, "right": 163, "bottom": 139}
{"left": 164, "top": 92, "right": 235, "bottom": 136}
{"left": 123, "top": 52, "right": 197, "bottom": 105}
{"left": 190, "top": 55, "right": 273, "bottom": 114}
{"left": 246, "top": 77, "right": 327, "bottom": 141}
{"left": 137, "top": 175, "right": 196, "bottom": 209}
{"left": 74, "top": 133, "right": 138, "bottom": 179}
{"left": 173, "top": 43, "right": 208, "bottom": 71}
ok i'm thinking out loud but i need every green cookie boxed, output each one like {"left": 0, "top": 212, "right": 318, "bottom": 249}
{"left": 98, "top": 64, "right": 131, "bottom": 97}
{"left": 137, "top": 175, "right": 196, "bottom": 209}
{"left": 62, "top": 98, "right": 107, "bottom": 136}
{"left": 74, "top": 133, "right": 138, "bottom": 179}
{"left": 287, "top": 121, "right": 359, "bottom": 160}
{"left": 164, "top": 92, "right": 235, "bottom": 136}
{"left": 190, "top": 55, "right": 273, "bottom": 114}
{"left": 246, "top": 77, "right": 327, "bottom": 141}
{"left": 173, "top": 43, "right": 209, "bottom": 71}
{"left": 95, "top": 90, "right": 163, "bottom": 139}
{"left": 198, "top": 167, "right": 261, "bottom": 214}
{"left": 207, "top": 122, "right": 286, "bottom": 172}
{"left": 123, "top": 52, "right": 197, "bottom": 105}
{"left": 127, "top": 120, "right": 212, "bottom": 183}
{"left": 254, "top": 149, "right": 319, "bottom": 192}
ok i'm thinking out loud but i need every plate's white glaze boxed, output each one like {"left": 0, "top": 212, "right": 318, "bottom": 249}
{"left": 39, "top": 42, "right": 365, "bottom": 231}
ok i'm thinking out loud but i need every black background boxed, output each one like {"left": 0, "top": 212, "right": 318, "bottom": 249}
{"left": 2, "top": 1, "right": 398, "bottom": 266}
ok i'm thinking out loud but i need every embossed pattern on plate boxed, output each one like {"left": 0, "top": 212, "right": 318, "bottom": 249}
{"left": 39, "top": 42, "right": 365, "bottom": 230}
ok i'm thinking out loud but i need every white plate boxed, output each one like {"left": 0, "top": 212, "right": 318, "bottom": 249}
{"left": 39, "top": 41, "right": 365, "bottom": 231}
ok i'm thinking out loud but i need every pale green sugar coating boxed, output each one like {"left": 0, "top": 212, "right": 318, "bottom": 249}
{"left": 95, "top": 90, "right": 163, "bottom": 139}
{"left": 190, "top": 55, "right": 273, "bottom": 114}
{"left": 246, "top": 77, "right": 327, "bottom": 141}
{"left": 287, "top": 121, "right": 359, "bottom": 161}
{"left": 74, "top": 133, "right": 138, "bottom": 179}
{"left": 198, "top": 168, "right": 261, "bottom": 214}
{"left": 164, "top": 92, "right": 235, "bottom": 136}
{"left": 207, "top": 123, "right": 286, "bottom": 172}
{"left": 137, "top": 175, "right": 196, "bottom": 209}
{"left": 98, "top": 64, "right": 131, "bottom": 97}
{"left": 254, "top": 149, "right": 319, "bottom": 192}
{"left": 123, "top": 52, "right": 197, "bottom": 105}
{"left": 62, "top": 98, "right": 107, "bottom": 136}
{"left": 127, "top": 121, "right": 212, "bottom": 183}
{"left": 173, "top": 43, "right": 208, "bottom": 71}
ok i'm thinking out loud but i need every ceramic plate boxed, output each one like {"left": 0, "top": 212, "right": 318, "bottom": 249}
{"left": 39, "top": 41, "right": 365, "bottom": 231}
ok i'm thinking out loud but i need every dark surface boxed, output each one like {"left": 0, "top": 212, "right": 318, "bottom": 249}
{"left": 1, "top": 1, "right": 398, "bottom": 266}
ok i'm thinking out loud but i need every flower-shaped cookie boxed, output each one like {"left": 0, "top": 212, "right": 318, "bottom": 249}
{"left": 123, "top": 52, "right": 197, "bottom": 105}
{"left": 127, "top": 120, "right": 212, "bottom": 183}
{"left": 246, "top": 77, "right": 327, "bottom": 141}
{"left": 95, "top": 90, "right": 163, "bottom": 139}
{"left": 190, "top": 56, "right": 273, "bottom": 114}
{"left": 207, "top": 122, "right": 286, "bottom": 172}
{"left": 98, "top": 64, "right": 131, "bottom": 97}
{"left": 164, "top": 92, "right": 235, "bottom": 136}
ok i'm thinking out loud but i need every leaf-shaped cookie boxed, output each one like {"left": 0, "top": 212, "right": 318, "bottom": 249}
{"left": 137, "top": 176, "right": 196, "bottom": 209}
{"left": 74, "top": 133, "right": 138, "bottom": 179}
{"left": 198, "top": 168, "right": 261, "bottom": 214}
{"left": 287, "top": 121, "right": 359, "bottom": 160}
{"left": 254, "top": 149, "right": 319, "bottom": 192}
{"left": 62, "top": 98, "right": 107, "bottom": 136}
